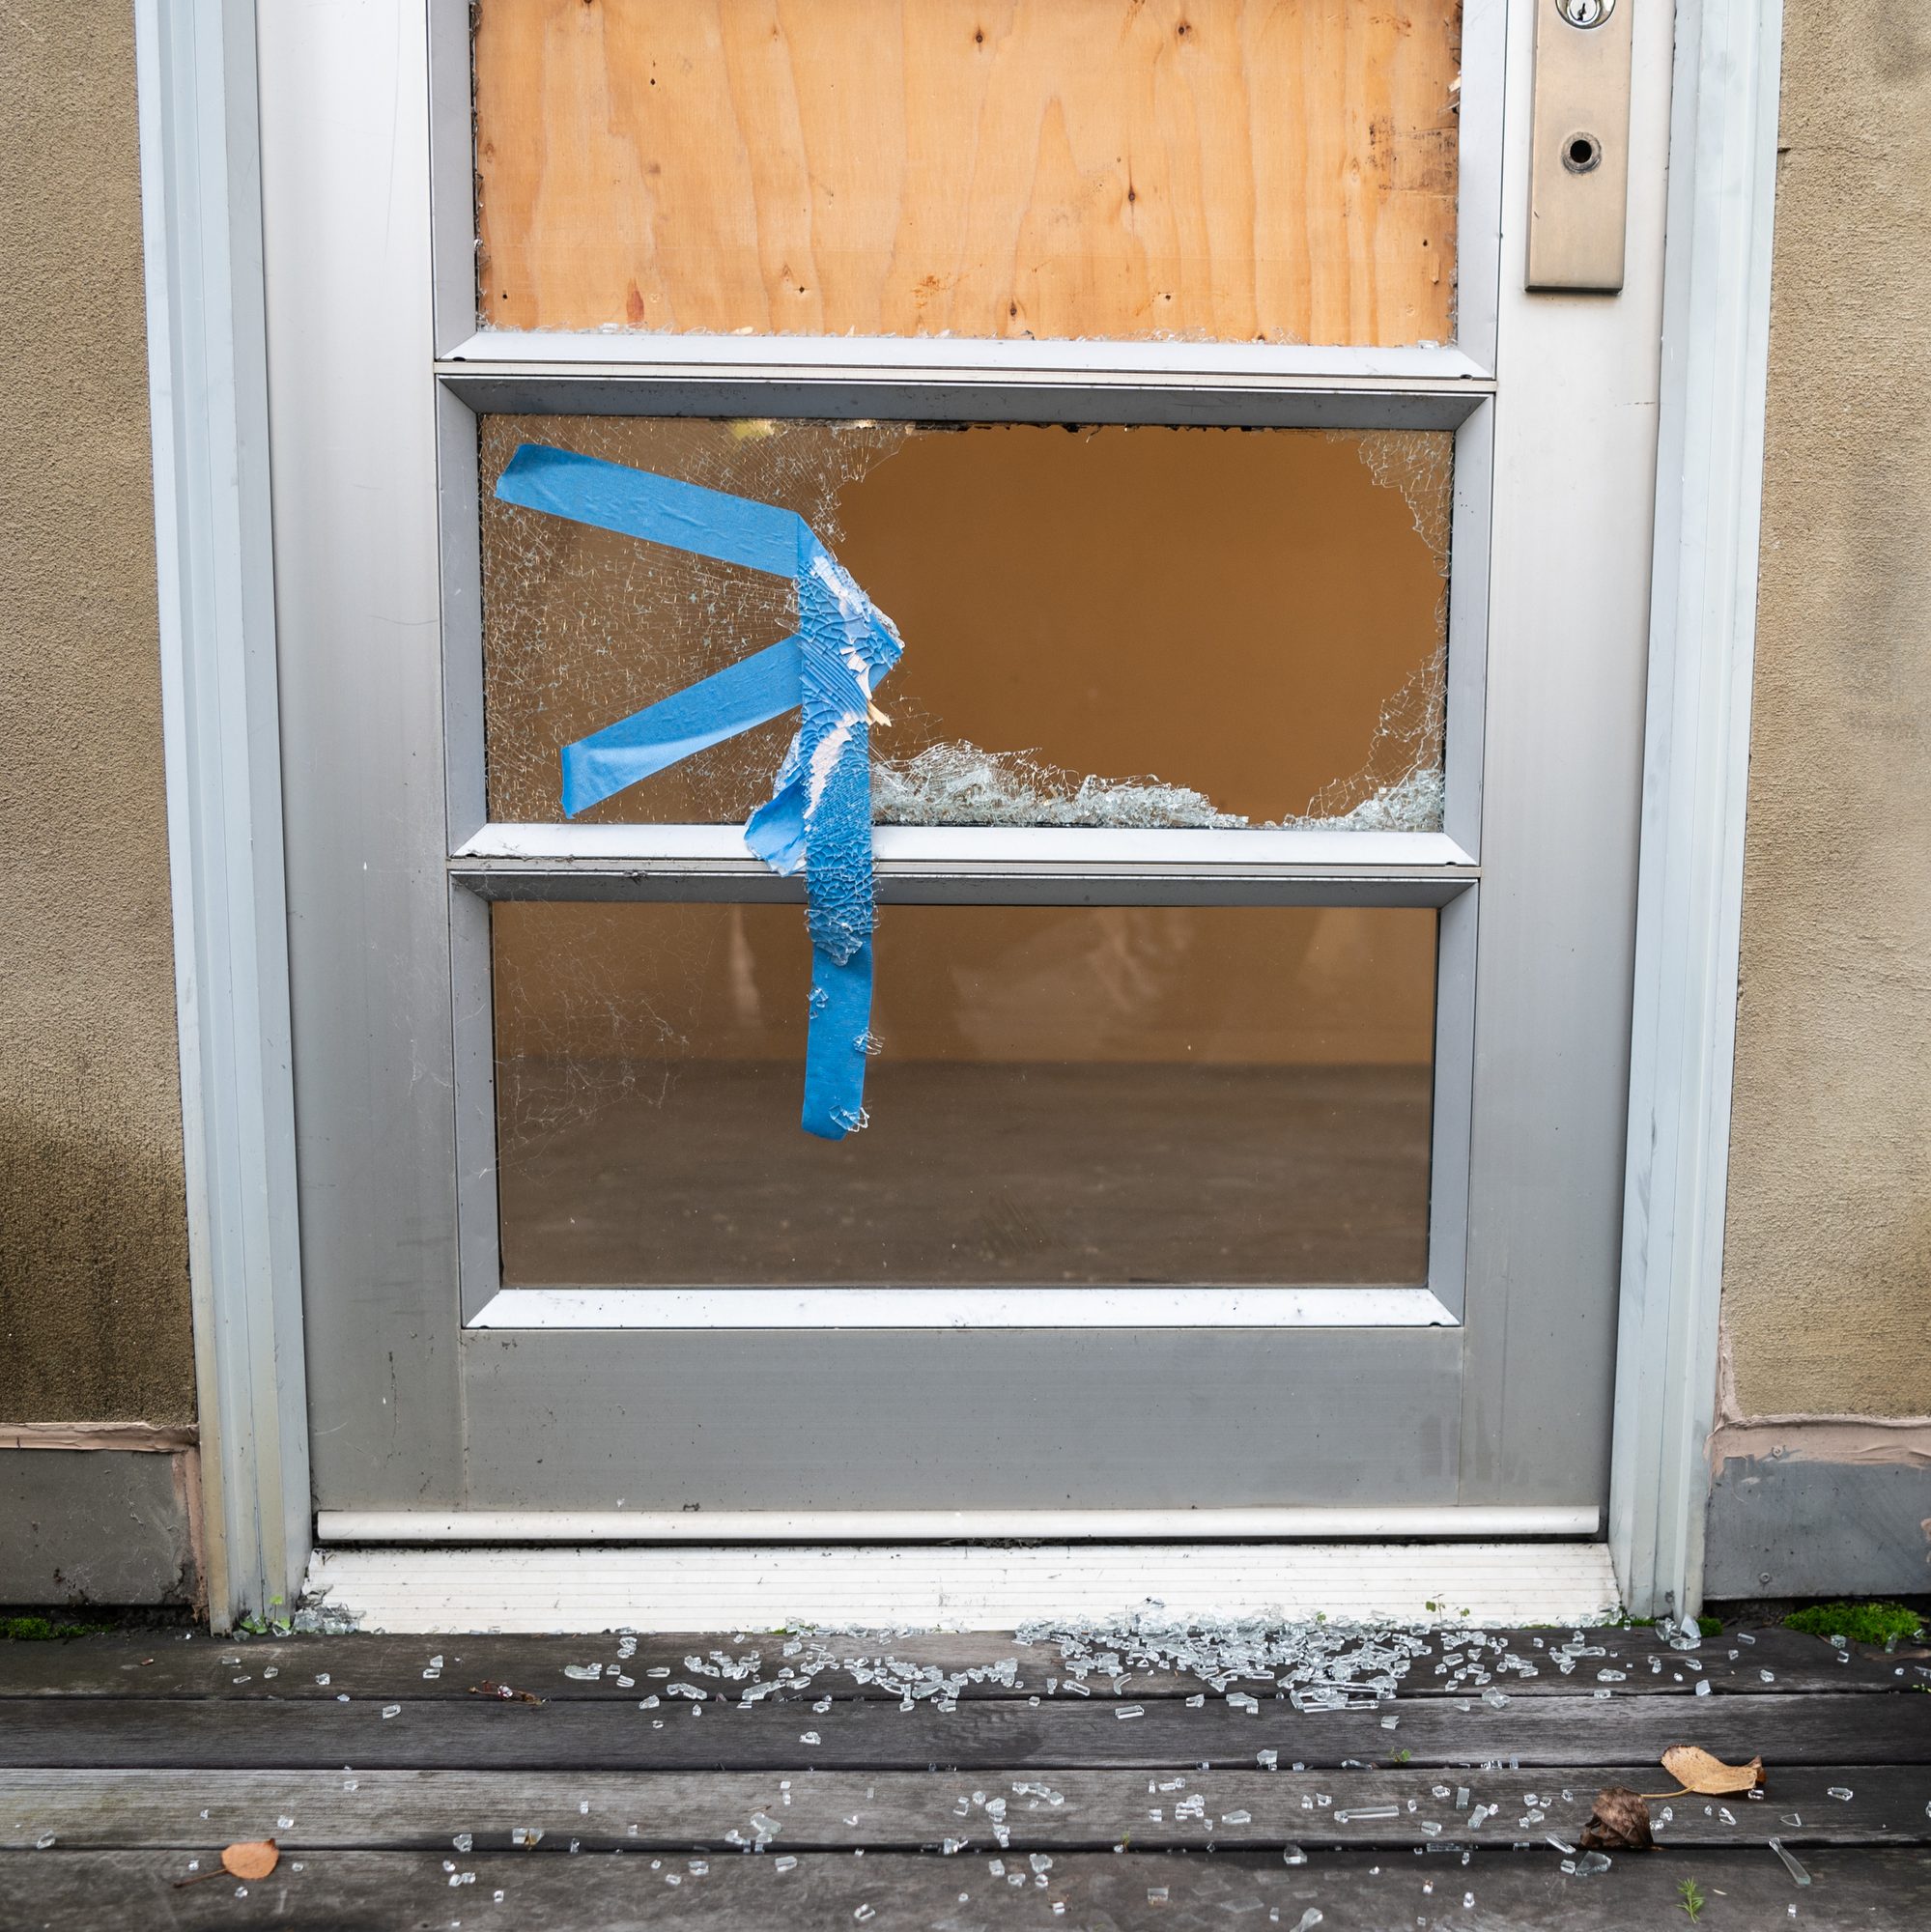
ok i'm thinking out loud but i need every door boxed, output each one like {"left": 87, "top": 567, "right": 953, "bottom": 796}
{"left": 262, "top": 0, "right": 1666, "bottom": 1525}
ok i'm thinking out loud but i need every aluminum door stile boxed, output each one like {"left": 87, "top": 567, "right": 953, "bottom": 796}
{"left": 256, "top": 0, "right": 463, "bottom": 1512}
{"left": 1457, "top": 0, "right": 1677, "bottom": 1512}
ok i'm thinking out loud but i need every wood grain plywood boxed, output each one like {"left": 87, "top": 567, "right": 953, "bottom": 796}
{"left": 473, "top": 0, "right": 1462, "bottom": 344}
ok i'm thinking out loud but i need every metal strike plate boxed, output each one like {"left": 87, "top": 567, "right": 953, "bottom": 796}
{"left": 1526, "top": 0, "right": 1634, "bottom": 292}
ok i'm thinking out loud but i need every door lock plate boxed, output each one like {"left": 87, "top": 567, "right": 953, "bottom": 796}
{"left": 1527, "top": 0, "right": 1634, "bottom": 292}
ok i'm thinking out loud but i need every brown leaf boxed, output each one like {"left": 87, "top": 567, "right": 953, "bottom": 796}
{"left": 1660, "top": 1744, "right": 1766, "bottom": 1795}
{"left": 222, "top": 1839, "right": 281, "bottom": 1881}
{"left": 173, "top": 1838, "right": 280, "bottom": 1889}
{"left": 1579, "top": 1785, "right": 1654, "bottom": 1852}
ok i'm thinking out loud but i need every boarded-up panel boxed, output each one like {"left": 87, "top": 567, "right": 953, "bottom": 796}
{"left": 474, "top": 0, "right": 1462, "bottom": 344}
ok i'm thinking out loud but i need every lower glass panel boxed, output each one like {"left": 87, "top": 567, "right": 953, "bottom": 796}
{"left": 491, "top": 902, "right": 1437, "bottom": 1290}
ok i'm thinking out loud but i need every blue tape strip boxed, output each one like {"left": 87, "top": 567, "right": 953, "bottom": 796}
{"left": 496, "top": 444, "right": 904, "bottom": 1141}
{"left": 559, "top": 637, "right": 802, "bottom": 818}
{"left": 803, "top": 944, "right": 876, "bottom": 1139}
{"left": 497, "top": 444, "right": 803, "bottom": 578}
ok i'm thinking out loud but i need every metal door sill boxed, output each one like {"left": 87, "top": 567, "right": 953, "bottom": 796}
{"left": 303, "top": 1537, "right": 1619, "bottom": 1634}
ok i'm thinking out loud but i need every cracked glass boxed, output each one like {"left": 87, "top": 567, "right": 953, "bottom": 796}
{"left": 477, "top": 417, "right": 1453, "bottom": 833}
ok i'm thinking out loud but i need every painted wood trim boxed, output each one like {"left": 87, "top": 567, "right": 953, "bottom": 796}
{"left": 133, "top": 0, "right": 311, "bottom": 1632}
{"left": 1608, "top": 0, "right": 1786, "bottom": 1617}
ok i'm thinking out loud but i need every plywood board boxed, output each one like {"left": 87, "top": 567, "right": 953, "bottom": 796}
{"left": 474, "top": 0, "right": 1462, "bottom": 344}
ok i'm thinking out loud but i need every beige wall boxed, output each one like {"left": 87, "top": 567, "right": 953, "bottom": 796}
{"left": 1721, "top": 0, "right": 1931, "bottom": 1420}
{"left": 0, "top": 2, "right": 194, "bottom": 1422}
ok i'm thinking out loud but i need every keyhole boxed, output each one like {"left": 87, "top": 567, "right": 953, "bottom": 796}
{"left": 1563, "top": 132, "right": 1604, "bottom": 174}
{"left": 1556, "top": 0, "right": 1613, "bottom": 25}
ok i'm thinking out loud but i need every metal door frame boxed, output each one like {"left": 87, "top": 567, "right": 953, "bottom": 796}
{"left": 137, "top": 0, "right": 1786, "bottom": 1623}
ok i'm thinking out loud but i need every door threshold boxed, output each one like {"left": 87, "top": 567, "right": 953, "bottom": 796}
{"left": 304, "top": 1540, "right": 1620, "bottom": 1634}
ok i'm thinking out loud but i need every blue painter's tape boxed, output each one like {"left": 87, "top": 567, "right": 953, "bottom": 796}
{"left": 559, "top": 636, "right": 802, "bottom": 818}
{"left": 495, "top": 443, "right": 904, "bottom": 1140}
{"left": 497, "top": 444, "right": 804, "bottom": 578}
{"left": 802, "top": 943, "right": 876, "bottom": 1138}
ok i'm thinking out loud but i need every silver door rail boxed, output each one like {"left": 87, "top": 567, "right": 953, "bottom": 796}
{"left": 317, "top": 1505, "right": 1602, "bottom": 1545}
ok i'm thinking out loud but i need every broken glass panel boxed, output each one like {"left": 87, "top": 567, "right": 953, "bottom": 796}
{"left": 478, "top": 418, "right": 1451, "bottom": 831}
{"left": 491, "top": 901, "right": 1436, "bottom": 1289}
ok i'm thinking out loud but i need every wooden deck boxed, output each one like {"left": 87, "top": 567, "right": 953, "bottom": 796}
{"left": 2, "top": 1622, "right": 1927, "bottom": 1927}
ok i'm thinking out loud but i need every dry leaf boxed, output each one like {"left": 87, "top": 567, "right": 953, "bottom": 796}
{"left": 173, "top": 1838, "right": 279, "bottom": 1889}
{"left": 1579, "top": 1785, "right": 1654, "bottom": 1852}
{"left": 1660, "top": 1745, "right": 1766, "bottom": 1795}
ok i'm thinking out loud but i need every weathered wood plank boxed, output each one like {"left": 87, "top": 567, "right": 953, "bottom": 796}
{"left": 6, "top": 1846, "right": 1929, "bottom": 1931}
{"left": 5, "top": 1765, "right": 1925, "bottom": 1854}
{"left": 472, "top": 0, "right": 1462, "bottom": 347}
{"left": 0, "top": 1627, "right": 1902, "bottom": 1703}
{"left": 5, "top": 1691, "right": 1926, "bottom": 1773}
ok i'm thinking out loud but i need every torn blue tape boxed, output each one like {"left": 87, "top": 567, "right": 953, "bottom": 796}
{"left": 497, "top": 443, "right": 802, "bottom": 576}
{"left": 497, "top": 444, "right": 902, "bottom": 1141}
{"left": 559, "top": 637, "right": 800, "bottom": 819}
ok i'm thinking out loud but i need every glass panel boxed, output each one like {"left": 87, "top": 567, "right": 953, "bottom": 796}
{"left": 492, "top": 902, "right": 1436, "bottom": 1289}
{"left": 480, "top": 417, "right": 1451, "bottom": 830}
{"left": 472, "top": 0, "right": 1462, "bottom": 347}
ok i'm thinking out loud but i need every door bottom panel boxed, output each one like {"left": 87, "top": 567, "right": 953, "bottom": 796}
{"left": 437, "top": 1327, "right": 1466, "bottom": 1514}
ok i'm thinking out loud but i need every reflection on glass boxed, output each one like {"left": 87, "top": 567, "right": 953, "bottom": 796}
{"left": 479, "top": 419, "right": 1451, "bottom": 830}
{"left": 492, "top": 902, "right": 1437, "bottom": 1289}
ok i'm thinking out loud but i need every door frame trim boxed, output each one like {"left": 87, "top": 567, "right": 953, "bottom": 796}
{"left": 147, "top": 0, "right": 1781, "bottom": 1624}
{"left": 1606, "top": 0, "right": 1787, "bottom": 1618}
{"left": 134, "top": 0, "right": 310, "bottom": 1632}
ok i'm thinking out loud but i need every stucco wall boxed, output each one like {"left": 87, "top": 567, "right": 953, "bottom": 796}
{"left": 0, "top": 1, "right": 195, "bottom": 1423}
{"left": 1721, "top": 0, "right": 1931, "bottom": 1420}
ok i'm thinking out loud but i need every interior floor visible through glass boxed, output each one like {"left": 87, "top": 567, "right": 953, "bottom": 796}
{"left": 491, "top": 902, "right": 1438, "bottom": 1290}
